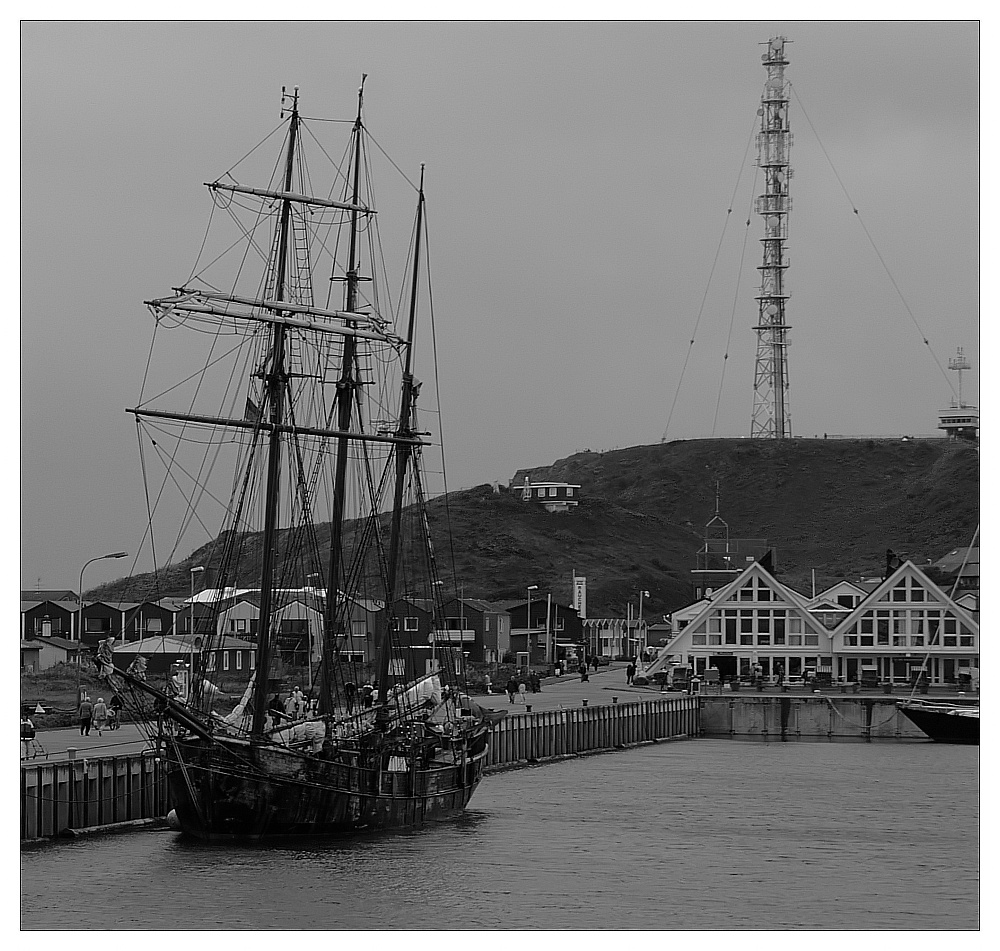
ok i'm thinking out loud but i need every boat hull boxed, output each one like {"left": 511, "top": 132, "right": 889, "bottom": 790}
{"left": 898, "top": 703, "right": 979, "bottom": 745}
{"left": 165, "top": 733, "right": 489, "bottom": 840}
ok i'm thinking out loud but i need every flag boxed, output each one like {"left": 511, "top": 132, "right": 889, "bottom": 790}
{"left": 245, "top": 397, "right": 261, "bottom": 422}
{"left": 758, "top": 549, "right": 776, "bottom": 576}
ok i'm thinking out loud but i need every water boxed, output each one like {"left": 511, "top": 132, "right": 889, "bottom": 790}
{"left": 21, "top": 740, "right": 978, "bottom": 930}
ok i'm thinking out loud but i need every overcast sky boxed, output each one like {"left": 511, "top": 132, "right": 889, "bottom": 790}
{"left": 19, "top": 20, "right": 979, "bottom": 592}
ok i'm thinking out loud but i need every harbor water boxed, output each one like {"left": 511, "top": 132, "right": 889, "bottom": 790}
{"left": 21, "top": 739, "right": 978, "bottom": 930}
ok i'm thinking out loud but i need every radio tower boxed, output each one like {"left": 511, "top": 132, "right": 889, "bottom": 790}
{"left": 751, "top": 36, "right": 793, "bottom": 439}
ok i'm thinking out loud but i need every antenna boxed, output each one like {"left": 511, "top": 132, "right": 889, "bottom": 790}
{"left": 280, "top": 85, "right": 299, "bottom": 119}
{"left": 751, "top": 35, "right": 793, "bottom": 439}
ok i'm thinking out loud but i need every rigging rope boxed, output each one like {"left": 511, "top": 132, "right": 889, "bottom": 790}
{"left": 790, "top": 83, "right": 957, "bottom": 399}
{"left": 662, "top": 113, "right": 760, "bottom": 443}
{"left": 712, "top": 167, "right": 759, "bottom": 437}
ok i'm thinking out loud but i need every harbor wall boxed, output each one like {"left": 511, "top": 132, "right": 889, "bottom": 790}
{"left": 699, "top": 695, "right": 927, "bottom": 741}
{"left": 20, "top": 752, "right": 170, "bottom": 842}
{"left": 485, "top": 696, "right": 700, "bottom": 770}
{"left": 20, "top": 697, "right": 699, "bottom": 842}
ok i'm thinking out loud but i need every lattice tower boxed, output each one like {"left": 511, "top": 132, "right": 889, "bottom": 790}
{"left": 751, "top": 36, "right": 793, "bottom": 439}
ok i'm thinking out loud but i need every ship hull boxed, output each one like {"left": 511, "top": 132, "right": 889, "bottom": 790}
{"left": 898, "top": 703, "right": 979, "bottom": 745}
{"left": 165, "top": 733, "right": 489, "bottom": 840}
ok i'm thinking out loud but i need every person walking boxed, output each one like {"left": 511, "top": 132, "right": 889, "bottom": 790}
{"left": 78, "top": 696, "right": 94, "bottom": 736}
{"left": 626, "top": 662, "right": 636, "bottom": 686}
{"left": 505, "top": 676, "right": 518, "bottom": 704}
{"left": 579, "top": 663, "right": 589, "bottom": 683}
{"left": 92, "top": 697, "right": 108, "bottom": 736}
{"left": 517, "top": 680, "right": 527, "bottom": 704}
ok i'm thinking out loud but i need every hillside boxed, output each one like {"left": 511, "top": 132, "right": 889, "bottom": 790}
{"left": 93, "top": 438, "right": 979, "bottom": 619}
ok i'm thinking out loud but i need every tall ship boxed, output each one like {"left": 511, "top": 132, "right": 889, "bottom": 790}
{"left": 99, "top": 82, "right": 504, "bottom": 839}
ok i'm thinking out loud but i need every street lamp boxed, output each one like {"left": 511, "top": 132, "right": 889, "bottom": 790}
{"left": 190, "top": 566, "right": 205, "bottom": 635}
{"left": 526, "top": 584, "right": 538, "bottom": 673}
{"left": 638, "top": 590, "right": 650, "bottom": 663}
{"left": 77, "top": 550, "right": 128, "bottom": 704}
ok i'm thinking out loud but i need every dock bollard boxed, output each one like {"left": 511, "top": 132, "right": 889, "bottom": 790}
{"left": 582, "top": 699, "right": 589, "bottom": 707}
{"left": 612, "top": 696, "right": 618, "bottom": 704}
{"left": 526, "top": 705, "right": 532, "bottom": 713}
{"left": 67, "top": 748, "right": 77, "bottom": 761}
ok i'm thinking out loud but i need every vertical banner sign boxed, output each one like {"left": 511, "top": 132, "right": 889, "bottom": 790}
{"left": 573, "top": 575, "right": 587, "bottom": 620}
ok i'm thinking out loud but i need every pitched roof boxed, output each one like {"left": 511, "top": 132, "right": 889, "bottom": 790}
{"left": 21, "top": 589, "right": 78, "bottom": 602}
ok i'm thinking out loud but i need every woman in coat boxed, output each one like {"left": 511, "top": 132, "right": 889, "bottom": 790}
{"left": 92, "top": 697, "right": 108, "bottom": 736}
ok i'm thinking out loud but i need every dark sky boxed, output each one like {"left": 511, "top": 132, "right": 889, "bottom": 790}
{"left": 19, "top": 20, "right": 979, "bottom": 590}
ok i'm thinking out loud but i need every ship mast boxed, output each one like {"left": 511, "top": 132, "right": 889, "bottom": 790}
{"left": 319, "top": 78, "right": 367, "bottom": 718}
{"left": 376, "top": 166, "right": 426, "bottom": 725}
{"left": 250, "top": 87, "right": 300, "bottom": 735}
{"left": 751, "top": 36, "right": 793, "bottom": 439}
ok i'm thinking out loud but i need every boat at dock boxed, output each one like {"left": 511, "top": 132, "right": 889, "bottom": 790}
{"left": 897, "top": 699, "right": 979, "bottom": 745}
{"left": 99, "top": 81, "right": 504, "bottom": 839}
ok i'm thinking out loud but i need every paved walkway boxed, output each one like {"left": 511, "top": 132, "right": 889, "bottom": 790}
{"left": 21, "top": 723, "right": 152, "bottom": 763}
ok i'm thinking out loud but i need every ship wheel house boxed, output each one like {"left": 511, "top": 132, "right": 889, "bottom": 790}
{"left": 831, "top": 562, "right": 978, "bottom": 687}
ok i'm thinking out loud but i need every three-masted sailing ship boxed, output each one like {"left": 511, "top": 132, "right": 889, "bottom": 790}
{"left": 100, "top": 83, "right": 503, "bottom": 839}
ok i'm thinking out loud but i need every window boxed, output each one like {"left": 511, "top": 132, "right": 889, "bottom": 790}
{"left": 249, "top": 653, "right": 255, "bottom": 670}
{"left": 804, "top": 635, "right": 819, "bottom": 647}
{"left": 740, "top": 635, "right": 754, "bottom": 646}
{"left": 236, "top": 651, "right": 242, "bottom": 670}
{"left": 893, "top": 636, "right": 906, "bottom": 647}
{"left": 223, "top": 652, "right": 230, "bottom": 671}
{"left": 837, "top": 595, "right": 855, "bottom": 608}
{"left": 757, "top": 612, "right": 771, "bottom": 633}
{"left": 205, "top": 653, "right": 216, "bottom": 671}
{"left": 757, "top": 635, "right": 771, "bottom": 646}
{"left": 911, "top": 588, "right": 924, "bottom": 602}
{"left": 404, "top": 617, "right": 419, "bottom": 631}
{"left": 959, "top": 635, "right": 974, "bottom": 647}
{"left": 774, "top": 617, "right": 786, "bottom": 640}
{"left": 739, "top": 587, "right": 753, "bottom": 601}
{"left": 943, "top": 636, "right": 957, "bottom": 647}
{"left": 724, "top": 616, "right": 737, "bottom": 641}
{"left": 740, "top": 615, "right": 753, "bottom": 633}
{"left": 708, "top": 616, "right": 722, "bottom": 633}
{"left": 844, "top": 635, "right": 858, "bottom": 646}
{"left": 892, "top": 585, "right": 906, "bottom": 602}
{"left": 758, "top": 587, "right": 772, "bottom": 602}
{"left": 708, "top": 635, "right": 721, "bottom": 646}
{"left": 861, "top": 636, "right": 874, "bottom": 647}
{"left": 789, "top": 634, "right": 802, "bottom": 646}
{"left": 692, "top": 634, "right": 707, "bottom": 646}
{"left": 789, "top": 618, "right": 802, "bottom": 634}
{"left": 910, "top": 636, "right": 924, "bottom": 648}
{"left": 390, "top": 659, "right": 406, "bottom": 677}
{"left": 861, "top": 617, "right": 874, "bottom": 635}
{"left": 146, "top": 618, "right": 162, "bottom": 632}
{"left": 566, "top": 487, "right": 574, "bottom": 497}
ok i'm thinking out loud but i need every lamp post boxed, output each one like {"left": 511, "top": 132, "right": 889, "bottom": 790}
{"left": 638, "top": 589, "right": 649, "bottom": 660}
{"left": 189, "top": 566, "right": 205, "bottom": 635}
{"left": 77, "top": 550, "right": 128, "bottom": 704}
{"left": 526, "top": 584, "right": 538, "bottom": 673}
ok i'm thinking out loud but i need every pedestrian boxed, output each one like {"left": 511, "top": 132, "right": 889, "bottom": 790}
{"left": 517, "top": 680, "right": 527, "bottom": 704}
{"left": 78, "top": 696, "right": 94, "bottom": 736}
{"left": 579, "top": 663, "right": 589, "bottom": 683}
{"left": 530, "top": 672, "right": 540, "bottom": 693}
{"left": 484, "top": 675, "right": 492, "bottom": 695}
{"left": 591, "top": 655, "right": 599, "bottom": 672}
{"left": 776, "top": 663, "right": 785, "bottom": 687}
{"left": 505, "top": 676, "right": 518, "bottom": 704}
{"left": 626, "top": 662, "right": 636, "bottom": 685}
{"left": 361, "top": 682, "right": 374, "bottom": 709}
{"left": 92, "top": 697, "right": 108, "bottom": 736}
{"left": 268, "top": 692, "right": 284, "bottom": 725}
{"left": 344, "top": 681, "right": 357, "bottom": 714}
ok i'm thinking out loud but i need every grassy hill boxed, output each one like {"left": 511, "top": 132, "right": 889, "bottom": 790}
{"left": 92, "top": 438, "right": 978, "bottom": 619}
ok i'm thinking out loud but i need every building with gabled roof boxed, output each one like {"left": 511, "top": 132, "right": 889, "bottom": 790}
{"left": 645, "top": 560, "right": 833, "bottom": 683}
{"left": 831, "top": 560, "right": 979, "bottom": 687}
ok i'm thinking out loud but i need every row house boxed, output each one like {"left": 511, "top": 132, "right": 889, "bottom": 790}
{"left": 508, "top": 600, "right": 582, "bottom": 667}
{"left": 582, "top": 617, "right": 648, "bottom": 661}
{"left": 646, "top": 559, "right": 979, "bottom": 686}
{"left": 114, "top": 634, "right": 256, "bottom": 676}
{"left": 432, "top": 597, "right": 511, "bottom": 666}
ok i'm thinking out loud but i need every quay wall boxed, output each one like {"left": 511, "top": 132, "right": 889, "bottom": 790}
{"left": 485, "top": 696, "right": 699, "bottom": 769}
{"left": 699, "top": 695, "right": 928, "bottom": 741}
{"left": 21, "top": 752, "right": 170, "bottom": 842}
{"left": 20, "top": 697, "right": 699, "bottom": 842}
